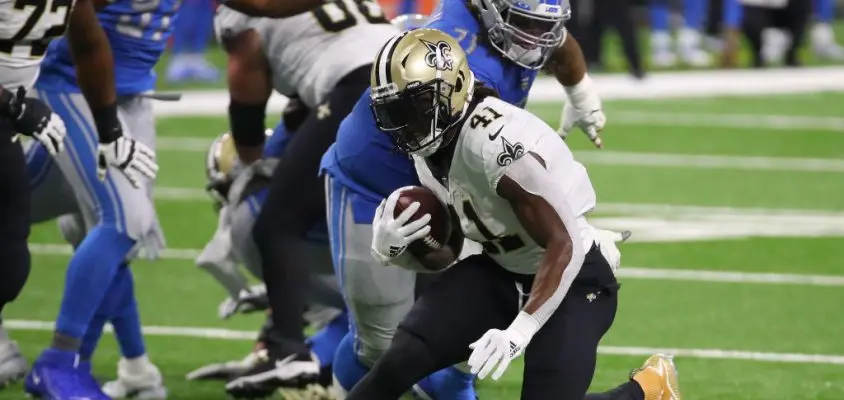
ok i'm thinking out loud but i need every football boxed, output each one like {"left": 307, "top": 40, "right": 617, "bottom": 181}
{"left": 392, "top": 186, "right": 452, "bottom": 256}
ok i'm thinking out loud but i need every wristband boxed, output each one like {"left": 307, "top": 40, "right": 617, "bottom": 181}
{"left": 507, "top": 311, "right": 540, "bottom": 342}
{"left": 91, "top": 103, "right": 123, "bottom": 143}
{"left": 563, "top": 73, "right": 597, "bottom": 108}
{"left": 229, "top": 100, "right": 267, "bottom": 147}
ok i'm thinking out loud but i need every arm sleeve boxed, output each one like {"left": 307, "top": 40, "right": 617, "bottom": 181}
{"left": 215, "top": 6, "right": 255, "bottom": 43}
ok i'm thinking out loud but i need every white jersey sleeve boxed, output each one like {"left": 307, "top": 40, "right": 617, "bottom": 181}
{"left": 214, "top": 5, "right": 254, "bottom": 43}
{"left": 449, "top": 97, "right": 596, "bottom": 273}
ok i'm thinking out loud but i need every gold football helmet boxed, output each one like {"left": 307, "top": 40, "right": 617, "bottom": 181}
{"left": 205, "top": 129, "right": 272, "bottom": 205}
{"left": 206, "top": 132, "right": 238, "bottom": 185}
{"left": 370, "top": 28, "right": 475, "bottom": 156}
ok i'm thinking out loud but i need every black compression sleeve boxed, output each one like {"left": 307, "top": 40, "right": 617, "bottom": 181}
{"left": 229, "top": 99, "right": 267, "bottom": 147}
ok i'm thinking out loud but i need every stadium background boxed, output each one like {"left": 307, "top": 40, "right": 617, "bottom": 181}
{"left": 5, "top": 1, "right": 844, "bottom": 399}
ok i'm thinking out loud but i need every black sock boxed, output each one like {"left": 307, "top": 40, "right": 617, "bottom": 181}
{"left": 51, "top": 332, "right": 82, "bottom": 352}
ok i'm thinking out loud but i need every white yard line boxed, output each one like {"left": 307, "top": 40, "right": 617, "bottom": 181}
{"left": 610, "top": 111, "right": 844, "bottom": 132}
{"left": 596, "top": 202, "right": 844, "bottom": 217}
{"left": 576, "top": 151, "right": 844, "bottom": 172}
{"left": 156, "top": 139, "right": 844, "bottom": 172}
{"left": 151, "top": 67, "right": 844, "bottom": 117}
{"left": 27, "top": 243, "right": 844, "bottom": 287}
{"left": 4, "top": 319, "right": 843, "bottom": 365}
{"left": 620, "top": 268, "right": 844, "bottom": 286}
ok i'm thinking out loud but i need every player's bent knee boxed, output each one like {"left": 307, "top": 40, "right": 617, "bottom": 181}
{"left": 355, "top": 337, "right": 391, "bottom": 368}
{"left": 58, "top": 213, "right": 86, "bottom": 248}
{"left": 361, "top": 328, "right": 438, "bottom": 395}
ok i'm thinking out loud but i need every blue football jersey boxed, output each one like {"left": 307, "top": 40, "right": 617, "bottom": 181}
{"left": 320, "top": 0, "right": 541, "bottom": 223}
{"left": 37, "top": 0, "right": 181, "bottom": 95}
{"left": 263, "top": 120, "right": 291, "bottom": 159}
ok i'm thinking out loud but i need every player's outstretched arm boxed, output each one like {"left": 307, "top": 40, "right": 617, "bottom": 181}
{"left": 221, "top": 0, "right": 322, "bottom": 18}
{"left": 543, "top": 32, "right": 606, "bottom": 148}
{"left": 222, "top": 29, "right": 272, "bottom": 165}
{"left": 67, "top": 0, "right": 120, "bottom": 143}
{"left": 67, "top": 0, "right": 159, "bottom": 187}
{"left": 468, "top": 153, "right": 586, "bottom": 380}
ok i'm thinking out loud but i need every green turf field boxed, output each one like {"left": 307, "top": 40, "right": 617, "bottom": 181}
{"left": 151, "top": 22, "right": 844, "bottom": 92}
{"left": 3, "top": 91, "right": 844, "bottom": 399}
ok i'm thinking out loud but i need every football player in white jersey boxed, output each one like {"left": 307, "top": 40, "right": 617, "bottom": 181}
{"left": 0, "top": 0, "right": 156, "bottom": 388}
{"left": 348, "top": 28, "right": 682, "bottom": 400}
{"left": 213, "top": 2, "right": 398, "bottom": 397}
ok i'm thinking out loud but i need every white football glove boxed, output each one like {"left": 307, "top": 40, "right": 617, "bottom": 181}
{"left": 468, "top": 326, "right": 530, "bottom": 380}
{"left": 593, "top": 228, "right": 631, "bottom": 274}
{"left": 559, "top": 74, "right": 606, "bottom": 148}
{"left": 560, "top": 104, "right": 606, "bottom": 148}
{"left": 97, "top": 136, "right": 158, "bottom": 188}
{"left": 4, "top": 87, "right": 66, "bottom": 155}
{"left": 370, "top": 189, "right": 432, "bottom": 265}
{"left": 30, "top": 113, "right": 66, "bottom": 156}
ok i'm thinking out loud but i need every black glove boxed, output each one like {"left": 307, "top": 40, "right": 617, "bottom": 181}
{"left": 0, "top": 87, "right": 66, "bottom": 155}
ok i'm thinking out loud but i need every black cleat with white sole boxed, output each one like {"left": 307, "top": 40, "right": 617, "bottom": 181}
{"left": 224, "top": 350, "right": 320, "bottom": 399}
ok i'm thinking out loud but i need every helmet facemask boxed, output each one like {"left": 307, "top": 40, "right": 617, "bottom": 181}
{"left": 477, "top": 0, "right": 569, "bottom": 69}
{"left": 372, "top": 77, "right": 466, "bottom": 157}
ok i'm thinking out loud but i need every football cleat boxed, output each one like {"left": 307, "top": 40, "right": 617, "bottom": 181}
{"left": 186, "top": 350, "right": 263, "bottom": 382}
{"left": 102, "top": 356, "right": 168, "bottom": 399}
{"left": 224, "top": 349, "right": 321, "bottom": 399}
{"left": 631, "top": 354, "right": 681, "bottom": 400}
{"left": 25, "top": 348, "right": 110, "bottom": 400}
{"left": 0, "top": 338, "right": 27, "bottom": 388}
{"left": 219, "top": 284, "right": 269, "bottom": 320}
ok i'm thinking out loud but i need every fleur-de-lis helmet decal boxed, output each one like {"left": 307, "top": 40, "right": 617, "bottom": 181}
{"left": 422, "top": 39, "right": 454, "bottom": 71}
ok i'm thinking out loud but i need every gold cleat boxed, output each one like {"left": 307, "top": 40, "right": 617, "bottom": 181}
{"left": 631, "top": 354, "right": 681, "bottom": 400}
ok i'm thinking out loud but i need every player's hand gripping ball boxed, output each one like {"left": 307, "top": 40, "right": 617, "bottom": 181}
{"left": 393, "top": 186, "right": 451, "bottom": 257}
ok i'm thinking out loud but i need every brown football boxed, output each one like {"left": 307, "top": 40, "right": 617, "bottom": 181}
{"left": 392, "top": 186, "right": 452, "bottom": 257}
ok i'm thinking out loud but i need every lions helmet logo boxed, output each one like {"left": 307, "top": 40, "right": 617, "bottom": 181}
{"left": 422, "top": 40, "right": 454, "bottom": 71}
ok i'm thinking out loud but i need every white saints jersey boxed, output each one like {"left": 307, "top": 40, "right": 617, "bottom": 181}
{"left": 214, "top": 0, "right": 398, "bottom": 108}
{"left": 417, "top": 97, "right": 597, "bottom": 275}
{"left": 0, "top": 0, "right": 75, "bottom": 89}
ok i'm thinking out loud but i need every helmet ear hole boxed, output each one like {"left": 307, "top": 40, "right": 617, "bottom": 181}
{"left": 455, "top": 77, "right": 463, "bottom": 93}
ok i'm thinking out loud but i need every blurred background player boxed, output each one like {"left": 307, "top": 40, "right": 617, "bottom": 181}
{"left": 186, "top": 97, "right": 348, "bottom": 397}
{"left": 165, "top": 0, "right": 220, "bottom": 83}
{"left": 741, "top": 0, "right": 811, "bottom": 67}
{"left": 762, "top": 0, "right": 844, "bottom": 63}
{"left": 22, "top": 0, "right": 171, "bottom": 397}
{"left": 650, "top": 0, "right": 712, "bottom": 67}
{"left": 810, "top": 0, "right": 844, "bottom": 60}
{"left": 567, "top": 0, "right": 644, "bottom": 78}
{"left": 320, "top": 0, "right": 610, "bottom": 398}
{"left": 212, "top": 3, "right": 396, "bottom": 397}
